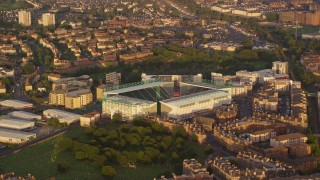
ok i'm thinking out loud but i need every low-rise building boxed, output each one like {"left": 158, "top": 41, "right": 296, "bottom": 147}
{"left": 0, "top": 80, "right": 6, "bottom": 94}
{"left": 43, "top": 109, "right": 80, "bottom": 125}
{"left": 80, "top": 111, "right": 100, "bottom": 127}
{"left": 176, "top": 159, "right": 213, "bottom": 179}
{"left": 289, "top": 143, "right": 311, "bottom": 158}
{"left": 0, "top": 100, "right": 33, "bottom": 109}
{"left": 270, "top": 133, "right": 307, "bottom": 148}
{"left": 0, "top": 118, "right": 35, "bottom": 130}
{"left": 249, "top": 129, "right": 276, "bottom": 143}
{"left": 8, "top": 111, "right": 41, "bottom": 121}
{"left": 0, "top": 128, "right": 36, "bottom": 144}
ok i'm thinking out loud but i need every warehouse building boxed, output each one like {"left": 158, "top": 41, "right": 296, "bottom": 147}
{"left": 0, "top": 128, "right": 36, "bottom": 144}
{"left": 43, "top": 109, "right": 81, "bottom": 125}
{"left": 0, "top": 118, "right": 35, "bottom": 130}
{"left": 0, "top": 100, "right": 33, "bottom": 109}
{"left": 8, "top": 111, "right": 41, "bottom": 121}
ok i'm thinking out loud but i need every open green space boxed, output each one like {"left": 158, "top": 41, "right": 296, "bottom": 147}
{"left": 0, "top": 0, "right": 33, "bottom": 11}
{"left": 0, "top": 119, "right": 208, "bottom": 179}
{"left": 287, "top": 26, "right": 320, "bottom": 36}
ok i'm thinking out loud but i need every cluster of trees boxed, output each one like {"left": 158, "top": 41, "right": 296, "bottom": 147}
{"left": 56, "top": 118, "right": 210, "bottom": 178}
{"left": 71, "top": 44, "right": 276, "bottom": 86}
{"left": 47, "top": 118, "right": 67, "bottom": 128}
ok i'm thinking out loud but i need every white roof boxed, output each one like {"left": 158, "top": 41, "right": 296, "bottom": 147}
{"left": 43, "top": 109, "right": 80, "bottom": 117}
{"left": 0, "top": 118, "right": 34, "bottom": 129}
{"left": 161, "top": 90, "right": 229, "bottom": 107}
{"left": 9, "top": 111, "right": 41, "bottom": 120}
{"left": 0, "top": 128, "right": 36, "bottom": 139}
{"left": 43, "top": 109, "right": 80, "bottom": 124}
{"left": 106, "top": 82, "right": 172, "bottom": 94}
{"left": 0, "top": 100, "right": 33, "bottom": 108}
{"left": 106, "top": 95, "right": 156, "bottom": 106}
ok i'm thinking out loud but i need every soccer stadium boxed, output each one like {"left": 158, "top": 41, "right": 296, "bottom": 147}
{"left": 102, "top": 78, "right": 232, "bottom": 121}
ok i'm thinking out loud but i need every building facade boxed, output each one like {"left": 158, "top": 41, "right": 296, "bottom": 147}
{"left": 18, "top": 11, "right": 31, "bottom": 26}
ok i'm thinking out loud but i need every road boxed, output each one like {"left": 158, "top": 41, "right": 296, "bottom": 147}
{"left": 158, "top": 0, "right": 197, "bottom": 19}
{"left": 308, "top": 96, "right": 320, "bottom": 134}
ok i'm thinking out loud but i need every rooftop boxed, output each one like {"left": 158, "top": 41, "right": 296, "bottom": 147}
{"left": 106, "top": 81, "right": 172, "bottom": 95}
{"left": 105, "top": 95, "right": 156, "bottom": 106}
{"left": 0, "top": 100, "right": 33, "bottom": 108}
{"left": 161, "top": 90, "right": 229, "bottom": 107}
{"left": 273, "top": 133, "right": 306, "bottom": 141}
{"left": 0, "top": 128, "right": 35, "bottom": 139}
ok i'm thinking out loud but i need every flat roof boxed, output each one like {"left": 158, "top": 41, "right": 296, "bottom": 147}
{"left": 105, "top": 95, "right": 156, "bottom": 106}
{"left": 9, "top": 111, "right": 41, "bottom": 119}
{"left": 161, "top": 90, "right": 229, "bottom": 107}
{"left": 0, "top": 100, "right": 33, "bottom": 108}
{"left": 43, "top": 109, "right": 80, "bottom": 116}
{"left": 0, "top": 128, "right": 35, "bottom": 139}
{"left": 106, "top": 82, "right": 172, "bottom": 94}
{"left": 0, "top": 118, "right": 34, "bottom": 127}
{"left": 43, "top": 109, "right": 81, "bottom": 124}
{"left": 273, "top": 133, "right": 306, "bottom": 141}
{"left": 66, "top": 89, "right": 91, "bottom": 97}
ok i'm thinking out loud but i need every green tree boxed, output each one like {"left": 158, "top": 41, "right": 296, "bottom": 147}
{"left": 75, "top": 151, "right": 86, "bottom": 160}
{"left": 57, "top": 161, "right": 70, "bottom": 173}
{"left": 101, "top": 166, "right": 116, "bottom": 177}
{"left": 243, "top": 37, "right": 253, "bottom": 49}
{"left": 204, "top": 145, "right": 214, "bottom": 155}
{"left": 23, "top": 63, "right": 35, "bottom": 74}
{"left": 57, "top": 138, "right": 73, "bottom": 151}
{"left": 112, "top": 113, "right": 122, "bottom": 124}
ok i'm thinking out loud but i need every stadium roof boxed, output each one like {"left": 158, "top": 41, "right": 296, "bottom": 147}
{"left": 105, "top": 95, "right": 156, "bottom": 106}
{"left": 106, "top": 82, "right": 172, "bottom": 95}
{"left": 160, "top": 90, "right": 229, "bottom": 107}
{"left": 0, "top": 128, "right": 36, "bottom": 139}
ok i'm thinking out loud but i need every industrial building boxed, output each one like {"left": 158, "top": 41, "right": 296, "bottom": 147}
{"left": 43, "top": 109, "right": 81, "bottom": 125}
{"left": 102, "top": 79, "right": 232, "bottom": 120}
{"left": 0, "top": 128, "right": 36, "bottom": 144}
{"left": 0, "top": 100, "right": 33, "bottom": 109}
{"left": 0, "top": 118, "right": 35, "bottom": 130}
{"left": 8, "top": 111, "right": 41, "bottom": 121}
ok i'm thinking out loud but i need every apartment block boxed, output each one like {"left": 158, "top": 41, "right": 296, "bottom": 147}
{"left": 270, "top": 133, "right": 307, "bottom": 147}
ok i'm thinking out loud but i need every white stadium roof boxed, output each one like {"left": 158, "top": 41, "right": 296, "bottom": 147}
{"left": 160, "top": 90, "right": 229, "bottom": 107}
{"left": 105, "top": 95, "right": 156, "bottom": 106}
{"left": 106, "top": 82, "right": 172, "bottom": 95}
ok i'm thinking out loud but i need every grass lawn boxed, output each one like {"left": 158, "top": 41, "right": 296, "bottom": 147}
{"left": 0, "top": 127, "right": 103, "bottom": 179}
{"left": 0, "top": 1, "right": 33, "bottom": 11}
{"left": 0, "top": 93, "right": 13, "bottom": 100}
{"left": 0, "top": 126, "right": 197, "bottom": 179}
